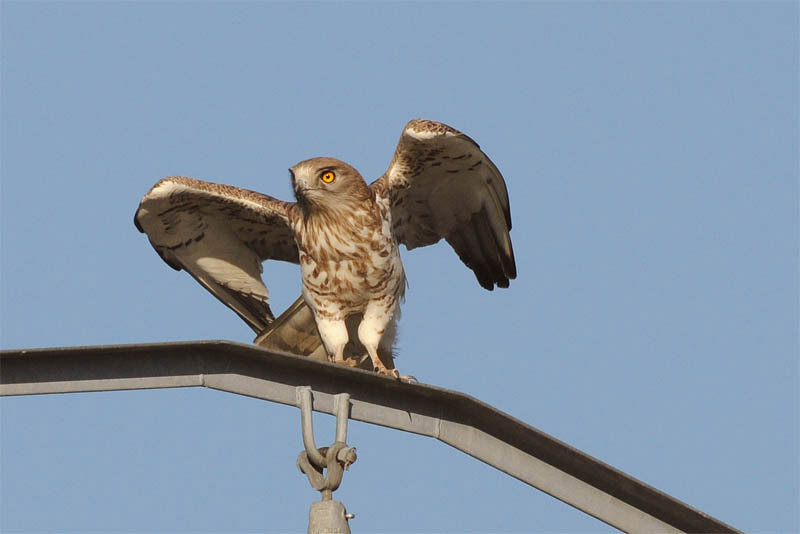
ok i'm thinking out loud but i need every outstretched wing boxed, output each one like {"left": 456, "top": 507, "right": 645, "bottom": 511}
{"left": 134, "top": 176, "right": 299, "bottom": 333}
{"left": 371, "top": 119, "right": 516, "bottom": 290}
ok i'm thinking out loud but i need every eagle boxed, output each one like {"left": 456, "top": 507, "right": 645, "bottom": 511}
{"left": 135, "top": 119, "right": 516, "bottom": 378}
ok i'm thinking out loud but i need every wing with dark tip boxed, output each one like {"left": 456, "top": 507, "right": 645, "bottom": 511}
{"left": 134, "top": 176, "right": 299, "bottom": 332}
{"left": 371, "top": 119, "right": 516, "bottom": 290}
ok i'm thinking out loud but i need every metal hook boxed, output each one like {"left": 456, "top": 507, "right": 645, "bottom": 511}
{"left": 296, "top": 386, "right": 326, "bottom": 467}
{"left": 296, "top": 386, "right": 357, "bottom": 492}
{"left": 334, "top": 391, "right": 349, "bottom": 444}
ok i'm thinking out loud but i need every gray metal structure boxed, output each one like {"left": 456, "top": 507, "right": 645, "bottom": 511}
{"left": 296, "top": 387, "right": 357, "bottom": 533}
{"left": 0, "top": 340, "right": 740, "bottom": 533}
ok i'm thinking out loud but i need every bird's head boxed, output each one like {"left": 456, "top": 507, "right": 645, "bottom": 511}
{"left": 290, "top": 157, "right": 370, "bottom": 211}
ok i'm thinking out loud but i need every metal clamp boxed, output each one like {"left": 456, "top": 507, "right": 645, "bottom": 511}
{"left": 296, "top": 385, "right": 357, "bottom": 500}
{"left": 296, "top": 387, "right": 357, "bottom": 533}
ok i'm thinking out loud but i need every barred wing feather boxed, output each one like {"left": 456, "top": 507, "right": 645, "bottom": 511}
{"left": 134, "top": 176, "right": 299, "bottom": 333}
{"left": 371, "top": 119, "right": 516, "bottom": 290}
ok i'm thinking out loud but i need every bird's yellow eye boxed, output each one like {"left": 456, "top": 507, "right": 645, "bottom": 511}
{"left": 321, "top": 171, "right": 336, "bottom": 183}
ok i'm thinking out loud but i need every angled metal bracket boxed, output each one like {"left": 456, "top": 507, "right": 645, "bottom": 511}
{"left": 0, "top": 341, "right": 742, "bottom": 533}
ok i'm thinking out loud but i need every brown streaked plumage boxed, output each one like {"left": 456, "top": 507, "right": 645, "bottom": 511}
{"left": 134, "top": 119, "right": 516, "bottom": 377}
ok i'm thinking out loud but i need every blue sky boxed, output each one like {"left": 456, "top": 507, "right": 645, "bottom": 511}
{"left": 1, "top": 2, "right": 797, "bottom": 532}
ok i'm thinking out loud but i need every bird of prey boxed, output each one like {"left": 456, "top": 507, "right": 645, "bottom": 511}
{"left": 135, "top": 119, "right": 516, "bottom": 377}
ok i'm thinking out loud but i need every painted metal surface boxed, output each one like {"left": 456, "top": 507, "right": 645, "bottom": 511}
{"left": 0, "top": 341, "right": 740, "bottom": 533}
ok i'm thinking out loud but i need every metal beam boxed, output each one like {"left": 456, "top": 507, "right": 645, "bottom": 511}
{"left": 0, "top": 341, "right": 740, "bottom": 533}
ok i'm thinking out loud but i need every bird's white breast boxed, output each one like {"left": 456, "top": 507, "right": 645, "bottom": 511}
{"left": 293, "top": 197, "right": 405, "bottom": 320}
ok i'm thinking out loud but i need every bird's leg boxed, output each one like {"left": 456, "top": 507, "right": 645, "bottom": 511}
{"left": 358, "top": 308, "right": 400, "bottom": 379}
{"left": 366, "top": 345, "right": 398, "bottom": 377}
{"left": 316, "top": 317, "right": 358, "bottom": 367}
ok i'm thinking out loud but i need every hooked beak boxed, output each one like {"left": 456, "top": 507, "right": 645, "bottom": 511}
{"left": 293, "top": 177, "right": 311, "bottom": 193}
{"left": 290, "top": 168, "right": 304, "bottom": 192}
{"left": 290, "top": 169, "right": 314, "bottom": 204}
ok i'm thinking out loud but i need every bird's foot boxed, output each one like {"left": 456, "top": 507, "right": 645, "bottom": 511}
{"left": 327, "top": 354, "right": 359, "bottom": 368}
{"left": 374, "top": 367, "right": 418, "bottom": 383}
{"left": 374, "top": 365, "right": 400, "bottom": 379}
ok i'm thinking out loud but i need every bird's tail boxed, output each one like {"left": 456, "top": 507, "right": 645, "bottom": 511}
{"left": 254, "top": 296, "right": 396, "bottom": 372}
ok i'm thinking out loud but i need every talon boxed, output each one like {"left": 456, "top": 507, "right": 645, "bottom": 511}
{"left": 329, "top": 355, "right": 359, "bottom": 367}
{"left": 327, "top": 351, "right": 359, "bottom": 368}
{"left": 373, "top": 366, "right": 401, "bottom": 379}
